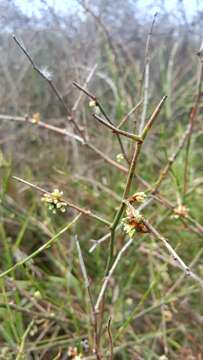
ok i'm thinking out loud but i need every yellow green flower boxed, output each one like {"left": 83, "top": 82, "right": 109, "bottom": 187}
{"left": 116, "top": 153, "right": 124, "bottom": 162}
{"left": 41, "top": 189, "right": 67, "bottom": 214}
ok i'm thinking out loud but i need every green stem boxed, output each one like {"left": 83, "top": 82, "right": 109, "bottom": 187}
{"left": 106, "top": 142, "right": 142, "bottom": 273}
{"left": 106, "top": 96, "right": 167, "bottom": 272}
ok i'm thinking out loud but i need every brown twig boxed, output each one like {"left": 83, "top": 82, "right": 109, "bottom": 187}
{"left": 12, "top": 176, "right": 110, "bottom": 227}
{"left": 1, "top": 113, "right": 202, "bottom": 239}
{"left": 143, "top": 219, "right": 190, "bottom": 273}
{"left": 73, "top": 81, "right": 130, "bottom": 163}
{"left": 12, "top": 35, "right": 83, "bottom": 137}
{"left": 0, "top": 113, "right": 129, "bottom": 175}
{"left": 107, "top": 318, "right": 113, "bottom": 360}
{"left": 93, "top": 113, "right": 143, "bottom": 142}
{"left": 142, "top": 95, "right": 167, "bottom": 140}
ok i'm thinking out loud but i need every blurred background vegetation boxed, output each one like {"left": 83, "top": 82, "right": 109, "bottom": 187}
{"left": 0, "top": 0, "right": 203, "bottom": 359}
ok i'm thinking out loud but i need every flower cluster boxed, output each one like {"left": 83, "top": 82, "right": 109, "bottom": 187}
{"left": 41, "top": 189, "right": 67, "bottom": 214}
{"left": 172, "top": 204, "right": 189, "bottom": 219}
{"left": 122, "top": 205, "right": 149, "bottom": 237}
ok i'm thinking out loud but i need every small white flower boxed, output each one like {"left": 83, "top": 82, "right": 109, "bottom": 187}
{"left": 89, "top": 100, "right": 100, "bottom": 114}
{"left": 116, "top": 153, "right": 124, "bottom": 162}
{"left": 89, "top": 100, "right": 96, "bottom": 107}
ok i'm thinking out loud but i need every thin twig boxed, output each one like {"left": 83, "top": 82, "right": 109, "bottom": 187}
{"left": 0, "top": 114, "right": 84, "bottom": 143}
{"left": 76, "top": 236, "right": 90, "bottom": 288}
{"left": 143, "top": 218, "right": 203, "bottom": 289}
{"left": 16, "top": 320, "right": 34, "bottom": 360}
{"left": 183, "top": 57, "right": 203, "bottom": 194}
{"left": 93, "top": 113, "right": 143, "bottom": 142}
{"left": 3, "top": 113, "right": 202, "bottom": 240}
{"left": 12, "top": 35, "right": 82, "bottom": 137}
{"left": 151, "top": 123, "right": 192, "bottom": 193}
{"left": 95, "top": 237, "right": 133, "bottom": 312}
{"left": 142, "top": 95, "right": 167, "bottom": 140}
{"left": 12, "top": 176, "right": 110, "bottom": 226}
{"left": 139, "top": 13, "right": 158, "bottom": 134}
{"left": 107, "top": 318, "right": 113, "bottom": 360}
{"left": 143, "top": 219, "right": 190, "bottom": 273}
{"left": 152, "top": 58, "right": 203, "bottom": 195}
{"left": 72, "top": 64, "right": 98, "bottom": 113}
{"left": 73, "top": 81, "right": 130, "bottom": 163}
{"left": 75, "top": 236, "right": 101, "bottom": 359}
{"left": 118, "top": 100, "right": 143, "bottom": 129}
